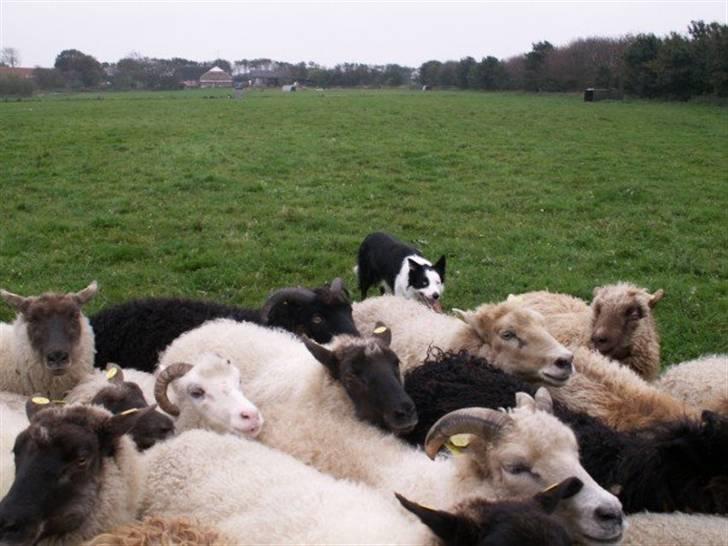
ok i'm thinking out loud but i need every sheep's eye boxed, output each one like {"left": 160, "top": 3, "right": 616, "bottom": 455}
{"left": 188, "top": 386, "right": 205, "bottom": 399}
{"left": 625, "top": 306, "right": 643, "bottom": 320}
{"left": 505, "top": 463, "right": 532, "bottom": 475}
{"left": 77, "top": 457, "right": 88, "bottom": 467}
{"left": 500, "top": 330, "right": 516, "bottom": 340}
{"left": 311, "top": 314, "right": 323, "bottom": 325}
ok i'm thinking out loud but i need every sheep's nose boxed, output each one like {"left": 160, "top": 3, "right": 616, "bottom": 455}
{"left": 47, "top": 351, "right": 69, "bottom": 366}
{"left": 591, "top": 333, "right": 612, "bottom": 347}
{"left": 594, "top": 506, "right": 623, "bottom": 526}
{"left": 554, "top": 356, "right": 573, "bottom": 370}
{"left": 394, "top": 400, "right": 416, "bottom": 420}
{"left": 241, "top": 410, "right": 259, "bottom": 422}
{"left": 432, "top": 293, "right": 440, "bottom": 300}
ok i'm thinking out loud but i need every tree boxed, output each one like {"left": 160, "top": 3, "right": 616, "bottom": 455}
{"left": 456, "top": 57, "right": 476, "bottom": 89}
{"left": 623, "top": 34, "right": 661, "bottom": 97}
{"left": 54, "top": 49, "right": 105, "bottom": 88}
{"left": 33, "top": 68, "right": 66, "bottom": 90}
{"left": 1, "top": 47, "right": 20, "bottom": 67}
{"left": 418, "top": 60, "right": 442, "bottom": 86}
{"left": 524, "top": 41, "right": 554, "bottom": 91}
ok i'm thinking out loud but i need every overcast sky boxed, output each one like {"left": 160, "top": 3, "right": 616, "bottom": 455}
{"left": 1, "top": 1, "right": 726, "bottom": 68}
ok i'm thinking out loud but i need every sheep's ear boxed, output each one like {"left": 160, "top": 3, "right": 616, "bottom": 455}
{"left": 534, "top": 387, "right": 553, "bottom": 414}
{"left": 105, "top": 363, "right": 125, "bottom": 384}
{"left": 394, "top": 493, "right": 463, "bottom": 542}
{"left": 0, "top": 289, "right": 32, "bottom": 314}
{"left": 452, "top": 308, "right": 473, "bottom": 325}
{"left": 100, "top": 405, "right": 157, "bottom": 450}
{"left": 648, "top": 289, "right": 665, "bottom": 309}
{"left": 515, "top": 392, "right": 536, "bottom": 411}
{"left": 534, "top": 477, "right": 583, "bottom": 514}
{"left": 372, "top": 322, "right": 392, "bottom": 347}
{"left": 73, "top": 281, "right": 98, "bottom": 305}
{"left": 302, "top": 336, "right": 338, "bottom": 377}
{"left": 432, "top": 256, "right": 446, "bottom": 282}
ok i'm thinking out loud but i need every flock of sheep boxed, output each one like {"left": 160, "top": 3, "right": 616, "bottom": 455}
{"left": 0, "top": 275, "right": 726, "bottom": 545}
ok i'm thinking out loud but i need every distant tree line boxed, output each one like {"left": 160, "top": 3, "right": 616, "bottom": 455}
{"left": 1, "top": 20, "right": 725, "bottom": 100}
{"left": 418, "top": 21, "right": 728, "bottom": 99}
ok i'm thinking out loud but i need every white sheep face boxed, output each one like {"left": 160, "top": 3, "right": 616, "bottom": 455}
{"left": 172, "top": 353, "right": 263, "bottom": 437}
{"left": 483, "top": 393, "right": 624, "bottom": 546}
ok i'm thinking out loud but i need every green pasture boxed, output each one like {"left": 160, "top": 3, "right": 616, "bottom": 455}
{"left": 0, "top": 89, "right": 726, "bottom": 365}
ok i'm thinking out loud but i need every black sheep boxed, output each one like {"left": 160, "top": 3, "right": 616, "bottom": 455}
{"left": 91, "top": 278, "right": 359, "bottom": 372}
{"left": 403, "top": 350, "right": 728, "bottom": 515}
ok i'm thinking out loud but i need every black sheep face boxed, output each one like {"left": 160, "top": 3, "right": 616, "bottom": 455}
{"left": 302, "top": 325, "right": 417, "bottom": 435}
{"left": 266, "top": 285, "right": 359, "bottom": 343}
{"left": 0, "top": 403, "right": 152, "bottom": 545}
{"left": 396, "top": 477, "right": 582, "bottom": 546}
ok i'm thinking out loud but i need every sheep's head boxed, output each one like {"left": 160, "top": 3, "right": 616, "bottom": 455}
{"left": 0, "top": 282, "right": 98, "bottom": 376}
{"left": 395, "top": 476, "right": 582, "bottom": 546}
{"left": 260, "top": 278, "right": 359, "bottom": 343}
{"left": 590, "top": 283, "right": 664, "bottom": 360}
{"left": 90, "top": 364, "right": 174, "bottom": 450}
{"left": 424, "top": 389, "right": 624, "bottom": 546}
{"left": 154, "top": 353, "right": 263, "bottom": 437}
{"left": 0, "top": 400, "right": 152, "bottom": 546}
{"left": 303, "top": 323, "right": 418, "bottom": 435}
{"left": 454, "top": 301, "right": 574, "bottom": 386}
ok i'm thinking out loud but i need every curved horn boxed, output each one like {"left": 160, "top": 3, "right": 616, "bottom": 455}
{"left": 260, "top": 287, "right": 317, "bottom": 323}
{"left": 424, "top": 407, "right": 512, "bottom": 460}
{"left": 154, "top": 363, "right": 193, "bottom": 417}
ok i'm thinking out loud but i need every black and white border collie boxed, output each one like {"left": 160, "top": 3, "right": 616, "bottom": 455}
{"left": 357, "top": 232, "right": 446, "bottom": 310}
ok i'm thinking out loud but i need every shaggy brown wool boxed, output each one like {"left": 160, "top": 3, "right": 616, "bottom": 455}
{"left": 83, "top": 517, "right": 233, "bottom": 546}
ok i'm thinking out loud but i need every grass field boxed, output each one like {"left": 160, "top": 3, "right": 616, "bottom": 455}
{"left": 0, "top": 88, "right": 726, "bottom": 366}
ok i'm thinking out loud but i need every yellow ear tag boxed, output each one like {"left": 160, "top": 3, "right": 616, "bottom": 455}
{"left": 445, "top": 433, "right": 471, "bottom": 455}
{"left": 51, "top": 400, "right": 66, "bottom": 405}
{"left": 31, "top": 396, "right": 50, "bottom": 405}
{"left": 119, "top": 408, "right": 140, "bottom": 416}
{"left": 373, "top": 326, "right": 388, "bottom": 334}
{"left": 106, "top": 367, "right": 118, "bottom": 380}
{"left": 541, "top": 482, "right": 560, "bottom": 494}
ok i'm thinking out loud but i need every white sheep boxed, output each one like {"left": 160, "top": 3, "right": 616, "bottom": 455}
{"left": 0, "top": 391, "right": 30, "bottom": 498}
{"left": 511, "top": 283, "right": 664, "bottom": 380}
{"left": 4, "top": 401, "right": 723, "bottom": 546}
{"left": 67, "top": 354, "right": 264, "bottom": 437}
{"left": 0, "top": 282, "right": 97, "bottom": 398}
{"left": 352, "top": 295, "right": 574, "bottom": 385}
{"left": 656, "top": 354, "right": 728, "bottom": 415}
{"left": 158, "top": 320, "right": 624, "bottom": 545}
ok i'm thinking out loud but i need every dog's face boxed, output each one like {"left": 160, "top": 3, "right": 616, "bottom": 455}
{"left": 407, "top": 256, "right": 446, "bottom": 309}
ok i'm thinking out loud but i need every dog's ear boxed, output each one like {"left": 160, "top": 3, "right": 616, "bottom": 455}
{"left": 407, "top": 258, "right": 423, "bottom": 272}
{"left": 433, "top": 255, "right": 446, "bottom": 282}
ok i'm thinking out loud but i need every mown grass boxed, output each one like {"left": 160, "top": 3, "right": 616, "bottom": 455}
{"left": 0, "top": 89, "right": 726, "bottom": 365}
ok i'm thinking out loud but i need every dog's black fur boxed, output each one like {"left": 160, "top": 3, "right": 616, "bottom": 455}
{"left": 403, "top": 350, "right": 728, "bottom": 515}
{"left": 357, "top": 232, "right": 446, "bottom": 301}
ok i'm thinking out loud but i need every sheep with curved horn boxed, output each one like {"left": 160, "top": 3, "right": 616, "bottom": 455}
{"left": 91, "top": 278, "right": 359, "bottom": 373}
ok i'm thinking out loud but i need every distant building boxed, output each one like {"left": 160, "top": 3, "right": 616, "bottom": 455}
{"left": 199, "top": 66, "right": 233, "bottom": 88}
{"left": 0, "top": 67, "right": 35, "bottom": 79}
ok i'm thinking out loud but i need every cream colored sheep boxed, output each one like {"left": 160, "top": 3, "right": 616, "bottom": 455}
{"left": 656, "top": 354, "right": 728, "bottom": 415}
{"left": 353, "top": 295, "right": 575, "bottom": 385}
{"left": 82, "top": 516, "right": 235, "bottom": 546}
{"left": 549, "top": 347, "right": 700, "bottom": 431}
{"left": 512, "top": 283, "right": 664, "bottom": 380}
